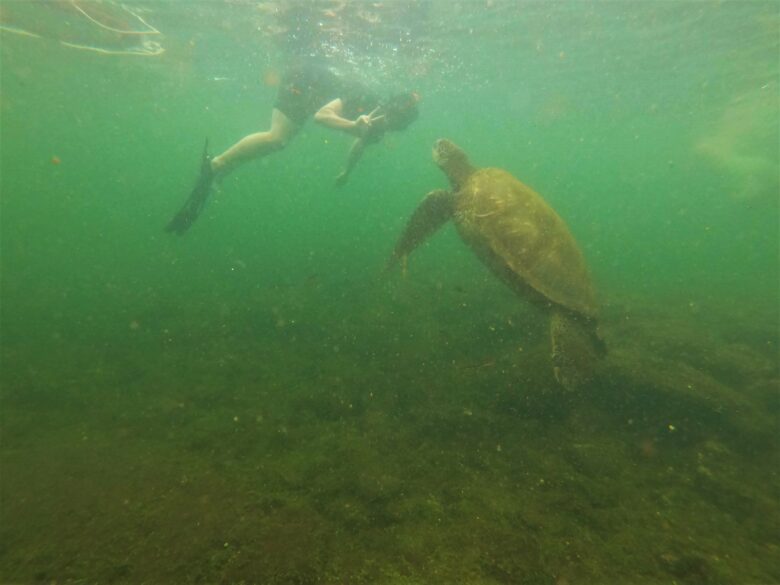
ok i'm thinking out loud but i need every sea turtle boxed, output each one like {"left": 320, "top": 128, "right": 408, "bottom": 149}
{"left": 387, "top": 139, "right": 605, "bottom": 390}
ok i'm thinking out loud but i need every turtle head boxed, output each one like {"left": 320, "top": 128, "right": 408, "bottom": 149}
{"left": 433, "top": 139, "right": 475, "bottom": 189}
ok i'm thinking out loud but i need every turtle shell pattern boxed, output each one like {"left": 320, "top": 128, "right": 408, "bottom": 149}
{"left": 453, "top": 168, "right": 597, "bottom": 319}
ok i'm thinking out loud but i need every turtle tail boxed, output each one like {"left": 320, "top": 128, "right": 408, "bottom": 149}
{"left": 550, "top": 309, "right": 605, "bottom": 390}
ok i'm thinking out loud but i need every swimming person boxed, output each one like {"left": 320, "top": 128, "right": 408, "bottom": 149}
{"left": 166, "top": 62, "right": 419, "bottom": 234}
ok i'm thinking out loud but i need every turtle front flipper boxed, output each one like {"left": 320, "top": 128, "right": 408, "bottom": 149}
{"left": 550, "top": 309, "right": 605, "bottom": 390}
{"left": 386, "top": 189, "right": 455, "bottom": 273}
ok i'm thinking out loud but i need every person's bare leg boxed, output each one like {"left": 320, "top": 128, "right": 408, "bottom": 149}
{"left": 210, "top": 109, "right": 298, "bottom": 177}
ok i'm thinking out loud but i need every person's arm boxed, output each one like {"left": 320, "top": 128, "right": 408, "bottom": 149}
{"left": 335, "top": 138, "right": 368, "bottom": 186}
{"left": 314, "top": 99, "right": 384, "bottom": 137}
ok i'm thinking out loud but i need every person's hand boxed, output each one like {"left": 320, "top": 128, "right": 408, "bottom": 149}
{"left": 334, "top": 171, "right": 348, "bottom": 187}
{"left": 354, "top": 107, "right": 384, "bottom": 137}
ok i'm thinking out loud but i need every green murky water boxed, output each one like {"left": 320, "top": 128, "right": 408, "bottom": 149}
{"left": 1, "top": 2, "right": 778, "bottom": 583}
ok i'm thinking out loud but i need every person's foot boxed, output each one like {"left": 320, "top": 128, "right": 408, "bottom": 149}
{"left": 198, "top": 151, "right": 214, "bottom": 186}
{"left": 165, "top": 140, "right": 215, "bottom": 234}
{"left": 210, "top": 155, "right": 229, "bottom": 176}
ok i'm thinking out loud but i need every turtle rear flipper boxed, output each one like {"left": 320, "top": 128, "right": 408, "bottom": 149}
{"left": 550, "top": 310, "right": 603, "bottom": 390}
{"left": 386, "top": 189, "right": 455, "bottom": 273}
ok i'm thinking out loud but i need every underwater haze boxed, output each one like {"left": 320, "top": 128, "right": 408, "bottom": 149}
{"left": 1, "top": 1, "right": 778, "bottom": 583}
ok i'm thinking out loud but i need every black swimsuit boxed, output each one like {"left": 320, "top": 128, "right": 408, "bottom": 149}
{"left": 274, "top": 63, "right": 379, "bottom": 125}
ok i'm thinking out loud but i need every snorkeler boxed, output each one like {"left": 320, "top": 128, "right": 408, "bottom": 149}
{"left": 166, "top": 62, "right": 419, "bottom": 234}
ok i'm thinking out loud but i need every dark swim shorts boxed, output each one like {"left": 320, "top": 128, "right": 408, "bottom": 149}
{"left": 274, "top": 63, "right": 379, "bottom": 125}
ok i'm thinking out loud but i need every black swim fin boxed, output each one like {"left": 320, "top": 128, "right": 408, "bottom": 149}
{"left": 165, "top": 139, "right": 214, "bottom": 235}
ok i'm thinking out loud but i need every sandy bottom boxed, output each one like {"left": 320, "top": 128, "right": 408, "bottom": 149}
{"left": 1, "top": 286, "right": 778, "bottom": 584}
